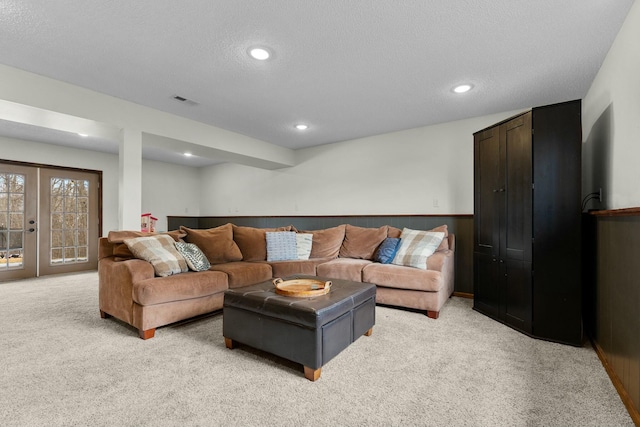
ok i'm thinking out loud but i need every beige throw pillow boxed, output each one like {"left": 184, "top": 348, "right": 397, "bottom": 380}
{"left": 124, "top": 234, "right": 188, "bottom": 277}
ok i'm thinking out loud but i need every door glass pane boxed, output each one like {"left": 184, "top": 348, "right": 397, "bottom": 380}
{"left": 51, "top": 247, "right": 63, "bottom": 264}
{"left": 0, "top": 173, "right": 25, "bottom": 270}
{"left": 9, "top": 175, "right": 24, "bottom": 193}
{"left": 50, "top": 178, "right": 90, "bottom": 265}
{"left": 51, "top": 213, "right": 63, "bottom": 229}
{"left": 51, "top": 196, "right": 64, "bottom": 212}
{"left": 78, "top": 197, "right": 88, "bottom": 213}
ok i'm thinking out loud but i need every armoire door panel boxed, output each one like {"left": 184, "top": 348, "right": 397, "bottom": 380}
{"left": 501, "top": 112, "right": 532, "bottom": 262}
{"left": 502, "top": 260, "right": 532, "bottom": 333}
{"left": 474, "top": 128, "right": 500, "bottom": 256}
{"left": 473, "top": 252, "right": 500, "bottom": 318}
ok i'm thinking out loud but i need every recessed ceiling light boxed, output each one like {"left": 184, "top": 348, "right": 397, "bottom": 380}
{"left": 183, "top": 152, "right": 193, "bottom": 157}
{"left": 249, "top": 47, "right": 270, "bottom": 60}
{"left": 295, "top": 124, "right": 309, "bottom": 130}
{"left": 77, "top": 133, "right": 88, "bottom": 137}
{"left": 453, "top": 84, "right": 473, "bottom": 94}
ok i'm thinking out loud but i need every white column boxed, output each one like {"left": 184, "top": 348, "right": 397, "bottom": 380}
{"left": 118, "top": 128, "right": 142, "bottom": 230}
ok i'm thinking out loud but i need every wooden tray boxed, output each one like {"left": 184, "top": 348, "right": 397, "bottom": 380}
{"left": 273, "top": 278, "right": 332, "bottom": 297}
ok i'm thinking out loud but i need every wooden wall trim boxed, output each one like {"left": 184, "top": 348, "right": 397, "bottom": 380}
{"left": 591, "top": 338, "right": 640, "bottom": 426}
{"left": 170, "top": 214, "right": 474, "bottom": 219}
{"left": 590, "top": 207, "right": 640, "bottom": 217}
{"left": 453, "top": 292, "right": 473, "bottom": 299}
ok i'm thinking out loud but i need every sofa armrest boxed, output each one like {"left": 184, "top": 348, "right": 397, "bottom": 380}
{"left": 426, "top": 249, "right": 452, "bottom": 271}
{"left": 426, "top": 249, "right": 455, "bottom": 297}
{"left": 447, "top": 233, "right": 455, "bottom": 252}
{"left": 98, "top": 257, "right": 155, "bottom": 324}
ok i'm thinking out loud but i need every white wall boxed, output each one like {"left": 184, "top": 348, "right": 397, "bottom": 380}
{"left": 199, "top": 109, "right": 524, "bottom": 216}
{"left": 141, "top": 160, "right": 200, "bottom": 231}
{"left": 583, "top": 0, "right": 640, "bottom": 210}
{"left": 1, "top": 137, "right": 201, "bottom": 233}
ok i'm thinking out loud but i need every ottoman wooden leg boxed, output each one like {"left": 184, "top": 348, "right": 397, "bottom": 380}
{"left": 224, "top": 337, "right": 236, "bottom": 349}
{"left": 364, "top": 327, "right": 373, "bottom": 336}
{"left": 304, "top": 366, "right": 321, "bottom": 381}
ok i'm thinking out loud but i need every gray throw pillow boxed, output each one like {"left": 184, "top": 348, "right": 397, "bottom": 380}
{"left": 174, "top": 241, "right": 211, "bottom": 271}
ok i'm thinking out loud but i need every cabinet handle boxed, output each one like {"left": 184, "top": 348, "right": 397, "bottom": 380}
{"left": 498, "top": 188, "right": 505, "bottom": 192}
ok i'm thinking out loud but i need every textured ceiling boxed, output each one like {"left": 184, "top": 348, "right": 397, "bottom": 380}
{"left": 0, "top": 0, "right": 634, "bottom": 166}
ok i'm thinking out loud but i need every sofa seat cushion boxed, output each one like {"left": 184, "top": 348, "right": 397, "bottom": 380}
{"left": 317, "top": 259, "right": 373, "bottom": 282}
{"left": 209, "top": 261, "right": 273, "bottom": 288}
{"left": 132, "top": 270, "right": 228, "bottom": 306}
{"left": 264, "top": 257, "right": 333, "bottom": 278}
{"left": 363, "top": 263, "right": 443, "bottom": 292}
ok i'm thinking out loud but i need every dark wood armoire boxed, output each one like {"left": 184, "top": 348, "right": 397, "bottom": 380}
{"left": 473, "top": 99, "right": 582, "bottom": 346}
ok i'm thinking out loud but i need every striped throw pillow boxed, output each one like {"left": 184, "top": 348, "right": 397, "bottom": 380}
{"left": 296, "top": 233, "right": 313, "bottom": 260}
{"left": 391, "top": 228, "right": 445, "bottom": 270}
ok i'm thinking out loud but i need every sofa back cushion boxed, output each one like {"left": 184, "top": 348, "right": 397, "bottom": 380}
{"left": 339, "top": 224, "right": 388, "bottom": 260}
{"left": 300, "top": 224, "right": 346, "bottom": 259}
{"left": 180, "top": 224, "right": 243, "bottom": 264}
{"left": 232, "top": 225, "right": 292, "bottom": 261}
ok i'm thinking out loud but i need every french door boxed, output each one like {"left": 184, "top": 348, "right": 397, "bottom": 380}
{"left": 0, "top": 162, "right": 100, "bottom": 281}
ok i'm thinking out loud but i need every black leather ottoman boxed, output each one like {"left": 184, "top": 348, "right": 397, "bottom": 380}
{"left": 223, "top": 275, "right": 376, "bottom": 381}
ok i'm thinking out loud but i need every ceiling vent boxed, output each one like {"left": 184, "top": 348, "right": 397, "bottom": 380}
{"left": 172, "top": 95, "right": 198, "bottom": 106}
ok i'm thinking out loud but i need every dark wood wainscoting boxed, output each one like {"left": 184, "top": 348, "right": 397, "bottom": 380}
{"left": 587, "top": 208, "right": 640, "bottom": 425}
{"left": 168, "top": 214, "right": 474, "bottom": 294}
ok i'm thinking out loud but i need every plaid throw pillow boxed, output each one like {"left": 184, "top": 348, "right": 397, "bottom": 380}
{"left": 174, "top": 242, "right": 211, "bottom": 272}
{"left": 391, "top": 228, "right": 445, "bottom": 270}
{"left": 124, "top": 234, "right": 188, "bottom": 277}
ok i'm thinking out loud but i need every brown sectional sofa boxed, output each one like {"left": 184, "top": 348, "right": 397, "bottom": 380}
{"left": 98, "top": 223, "right": 455, "bottom": 339}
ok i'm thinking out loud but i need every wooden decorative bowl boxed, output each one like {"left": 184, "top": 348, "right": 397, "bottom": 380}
{"left": 273, "top": 278, "right": 332, "bottom": 297}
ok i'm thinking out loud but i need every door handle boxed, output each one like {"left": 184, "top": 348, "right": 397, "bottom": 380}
{"left": 28, "top": 228, "right": 36, "bottom": 233}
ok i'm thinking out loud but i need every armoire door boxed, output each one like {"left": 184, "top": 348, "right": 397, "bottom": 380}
{"left": 499, "top": 112, "right": 533, "bottom": 332}
{"left": 473, "top": 125, "right": 502, "bottom": 314}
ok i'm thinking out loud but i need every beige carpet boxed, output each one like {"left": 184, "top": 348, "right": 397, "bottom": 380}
{"left": 0, "top": 271, "right": 634, "bottom": 427}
